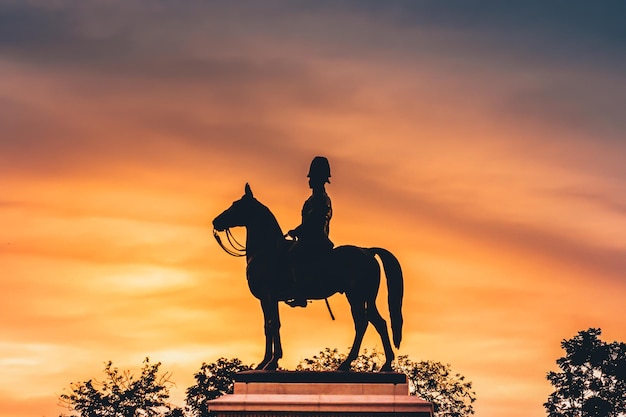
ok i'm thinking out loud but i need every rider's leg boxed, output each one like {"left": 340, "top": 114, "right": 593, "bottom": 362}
{"left": 286, "top": 243, "right": 308, "bottom": 308}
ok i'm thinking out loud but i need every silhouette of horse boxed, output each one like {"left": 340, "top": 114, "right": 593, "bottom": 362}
{"left": 212, "top": 184, "right": 403, "bottom": 371}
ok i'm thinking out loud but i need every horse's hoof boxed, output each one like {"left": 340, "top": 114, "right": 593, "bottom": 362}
{"left": 264, "top": 362, "right": 278, "bottom": 371}
{"left": 337, "top": 362, "right": 351, "bottom": 372}
{"left": 380, "top": 364, "right": 393, "bottom": 372}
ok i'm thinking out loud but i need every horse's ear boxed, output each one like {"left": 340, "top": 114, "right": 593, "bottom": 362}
{"left": 244, "top": 183, "right": 253, "bottom": 198}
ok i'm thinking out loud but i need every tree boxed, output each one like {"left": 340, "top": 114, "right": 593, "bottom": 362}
{"left": 183, "top": 349, "right": 474, "bottom": 417}
{"left": 59, "top": 358, "right": 182, "bottom": 417}
{"left": 185, "top": 357, "right": 252, "bottom": 417}
{"left": 395, "top": 355, "right": 475, "bottom": 417}
{"left": 545, "top": 328, "right": 626, "bottom": 417}
{"left": 297, "top": 348, "right": 476, "bottom": 417}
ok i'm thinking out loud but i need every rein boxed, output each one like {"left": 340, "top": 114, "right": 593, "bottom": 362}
{"left": 213, "top": 228, "right": 246, "bottom": 257}
{"left": 213, "top": 227, "right": 336, "bottom": 321}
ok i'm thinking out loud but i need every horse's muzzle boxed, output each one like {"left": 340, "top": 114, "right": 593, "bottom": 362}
{"left": 212, "top": 217, "right": 226, "bottom": 232}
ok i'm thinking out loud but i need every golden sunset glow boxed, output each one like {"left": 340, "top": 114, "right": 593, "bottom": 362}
{"left": 2, "top": 2, "right": 626, "bottom": 417}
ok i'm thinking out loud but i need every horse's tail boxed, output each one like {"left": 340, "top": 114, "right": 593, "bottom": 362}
{"left": 370, "top": 247, "right": 403, "bottom": 349}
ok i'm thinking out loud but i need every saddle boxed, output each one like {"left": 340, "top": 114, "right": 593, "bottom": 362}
{"left": 283, "top": 238, "right": 334, "bottom": 306}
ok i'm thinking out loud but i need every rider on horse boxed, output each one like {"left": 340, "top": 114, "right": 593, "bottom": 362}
{"left": 212, "top": 176, "right": 404, "bottom": 371}
{"left": 286, "top": 156, "right": 334, "bottom": 307}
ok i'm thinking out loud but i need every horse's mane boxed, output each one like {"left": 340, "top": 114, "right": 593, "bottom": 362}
{"left": 250, "top": 197, "right": 284, "bottom": 241}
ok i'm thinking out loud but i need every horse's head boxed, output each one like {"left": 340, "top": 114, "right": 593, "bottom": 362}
{"left": 213, "top": 183, "right": 257, "bottom": 231}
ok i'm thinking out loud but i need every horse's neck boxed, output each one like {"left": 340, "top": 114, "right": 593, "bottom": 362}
{"left": 246, "top": 201, "right": 284, "bottom": 255}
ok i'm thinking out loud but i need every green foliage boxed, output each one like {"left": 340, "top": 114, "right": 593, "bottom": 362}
{"left": 185, "top": 357, "right": 252, "bottom": 417}
{"left": 63, "top": 351, "right": 474, "bottom": 417}
{"left": 297, "top": 348, "right": 476, "bottom": 417}
{"left": 58, "top": 358, "right": 181, "bottom": 417}
{"left": 296, "top": 347, "right": 352, "bottom": 371}
{"left": 395, "top": 355, "right": 475, "bottom": 417}
{"left": 296, "top": 347, "right": 387, "bottom": 372}
{"left": 545, "top": 328, "right": 626, "bottom": 417}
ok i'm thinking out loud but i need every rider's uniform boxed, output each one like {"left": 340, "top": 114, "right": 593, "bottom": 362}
{"left": 291, "top": 191, "right": 333, "bottom": 255}
{"left": 288, "top": 189, "right": 334, "bottom": 303}
{"left": 286, "top": 156, "right": 333, "bottom": 307}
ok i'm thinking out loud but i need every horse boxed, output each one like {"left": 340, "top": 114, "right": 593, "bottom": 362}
{"left": 212, "top": 184, "right": 404, "bottom": 371}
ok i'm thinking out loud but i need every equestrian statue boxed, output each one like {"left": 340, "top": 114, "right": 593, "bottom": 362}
{"left": 212, "top": 157, "right": 404, "bottom": 372}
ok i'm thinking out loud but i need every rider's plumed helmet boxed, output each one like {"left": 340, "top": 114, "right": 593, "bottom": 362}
{"left": 307, "top": 156, "right": 331, "bottom": 183}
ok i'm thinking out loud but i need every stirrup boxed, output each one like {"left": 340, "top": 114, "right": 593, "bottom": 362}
{"left": 286, "top": 298, "right": 308, "bottom": 308}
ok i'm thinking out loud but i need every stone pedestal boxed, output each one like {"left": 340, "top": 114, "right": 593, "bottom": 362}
{"left": 207, "top": 371, "right": 433, "bottom": 417}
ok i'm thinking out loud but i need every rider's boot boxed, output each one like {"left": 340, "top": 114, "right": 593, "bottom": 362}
{"left": 286, "top": 297, "right": 307, "bottom": 308}
{"left": 286, "top": 264, "right": 308, "bottom": 308}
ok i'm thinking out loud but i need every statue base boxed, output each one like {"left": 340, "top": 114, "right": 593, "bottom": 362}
{"left": 207, "top": 371, "right": 433, "bottom": 416}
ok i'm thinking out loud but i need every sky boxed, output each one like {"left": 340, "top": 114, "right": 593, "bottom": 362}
{"left": 1, "top": 1, "right": 626, "bottom": 416}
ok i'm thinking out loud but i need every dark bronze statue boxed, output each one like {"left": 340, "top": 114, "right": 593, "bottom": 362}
{"left": 212, "top": 160, "right": 404, "bottom": 372}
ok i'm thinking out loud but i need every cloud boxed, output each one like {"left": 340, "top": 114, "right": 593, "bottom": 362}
{"left": 339, "top": 1, "right": 626, "bottom": 67}
{"left": 555, "top": 187, "right": 626, "bottom": 216}
{"left": 0, "top": 1, "right": 135, "bottom": 67}
{"left": 3, "top": 0, "right": 624, "bottom": 187}
{"left": 494, "top": 73, "right": 626, "bottom": 147}
{"left": 2, "top": 4, "right": 626, "bottom": 417}
{"left": 3, "top": 1, "right": 625, "bottom": 76}
{"left": 0, "top": 394, "right": 58, "bottom": 417}
{"left": 331, "top": 169, "right": 626, "bottom": 283}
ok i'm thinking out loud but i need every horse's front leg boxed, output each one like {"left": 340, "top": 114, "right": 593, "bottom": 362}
{"left": 255, "top": 298, "right": 273, "bottom": 370}
{"left": 256, "top": 298, "right": 282, "bottom": 370}
{"left": 263, "top": 298, "right": 283, "bottom": 370}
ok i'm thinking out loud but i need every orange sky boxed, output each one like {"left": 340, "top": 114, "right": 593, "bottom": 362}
{"left": 1, "top": 2, "right": 626, "bottom": 416}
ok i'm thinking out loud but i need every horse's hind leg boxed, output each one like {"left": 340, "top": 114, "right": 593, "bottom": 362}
{"left": 338, "top": 296, "right": 368, "bottom": 371}
{"left": 367, "top": 302, "right": 395, "bottom": 371}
